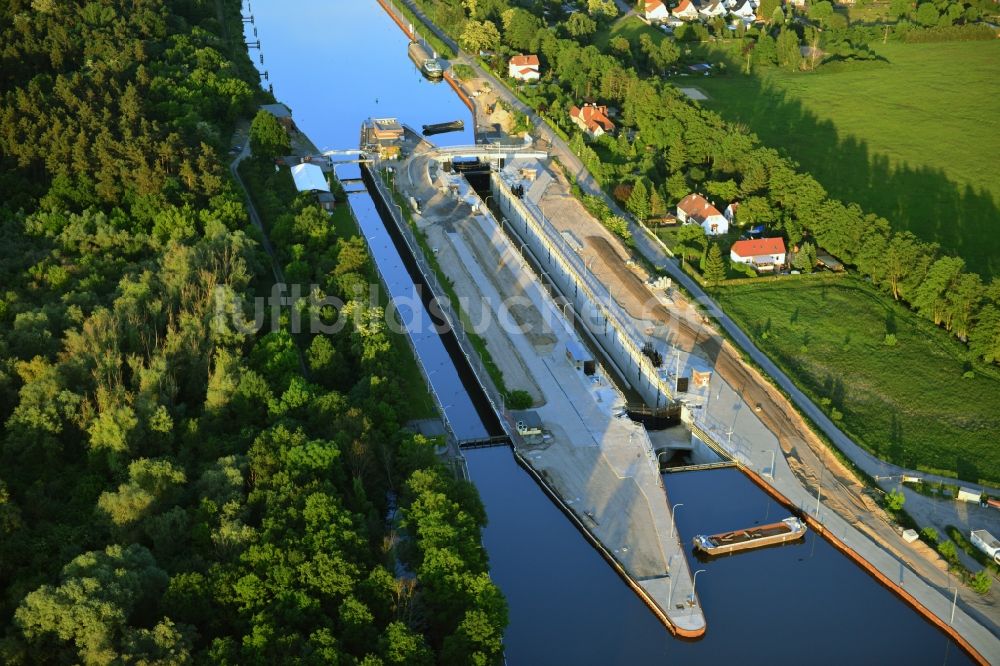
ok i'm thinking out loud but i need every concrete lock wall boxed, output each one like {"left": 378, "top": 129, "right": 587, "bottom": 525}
{"left": 490, "top": 172, "right": 672, "bottom": 409}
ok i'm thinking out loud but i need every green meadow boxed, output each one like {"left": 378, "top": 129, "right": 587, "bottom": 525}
{"left": 695, "top": 40, "right": 1000, "bottom": 278}
{"left": 716, "top": 278, "right": 1000, "bottom": 485}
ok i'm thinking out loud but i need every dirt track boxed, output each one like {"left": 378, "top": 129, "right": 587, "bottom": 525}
{"left": 530, "top": 161, "right": 967, "bottom": 597}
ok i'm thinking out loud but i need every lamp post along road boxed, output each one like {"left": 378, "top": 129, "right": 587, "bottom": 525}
{"left": 690, "top": 569, "right": 706, "bottom": 605}
{"left": 669, "top": 503, "right": 684, "bottom": 540}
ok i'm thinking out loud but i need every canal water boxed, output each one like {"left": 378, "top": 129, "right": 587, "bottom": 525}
{"left": 246, "top": 1, "right": 972, "bottom": 662}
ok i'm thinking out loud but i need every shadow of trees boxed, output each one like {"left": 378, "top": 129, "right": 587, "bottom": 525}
{"left": 702, "top": 71, "right": 999, "bottom": 279}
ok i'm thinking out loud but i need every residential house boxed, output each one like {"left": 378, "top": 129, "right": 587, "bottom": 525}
{"left": 290, "top": 162, "right": 336, "bottom": 211}
{"left": 508, "top": 54, "right": 541, "bottom": 82}
{"left": 260, "top": 102, "right": 298, "bottom": 133}
{"left": 570, "top": 103, "right": 615, "bottom": 138}
{"left": 699, "top": 0, "right": 728, "bottom": 19}
{"left": 672, "top": 0, "right": 701, "bottom": 20}
{"left": 729, "top": 237, "right": 787, "bottom": 271}
{"left": 643, "top": 0, "right": 671, "bottom": 22}
{"left": 729, "top": 0, "right": 757, "bottom": 20}
{"left": 676, "top": 193, "right": 729, "bottom": 235}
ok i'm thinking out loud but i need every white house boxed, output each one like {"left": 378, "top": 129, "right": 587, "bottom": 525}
{"left": 677, "top": 193, "right": 728, "bottom": 235}
{"left": 971, "top": 530, "right": 1000, "bottom": 564}
{"left": 699, "top": 0, "right": 728, "bottom": 18}
{"left": 672, "top": 0, "right": 701, "bottom": 20}
{"left": 730, "top": 237, "right": 786, "bottom": 270}
{"left": 570, "top": 103, "right": 615, "bottom": 138}
{"left": 290, "top": 163, "right": 330, "bottom": 193}
{"left": 508, "top": 54, "right": 540, "bottom": 82}
{"left": 729, "top": 0, "right": 757, "bottom": 20}
{"left": 643, "top": 0, "right": 671, "bottom": 22}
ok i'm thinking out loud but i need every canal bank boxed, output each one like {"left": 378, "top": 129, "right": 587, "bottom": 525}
{"left": 244, "top": 1, "right": 984, "bottom": 661}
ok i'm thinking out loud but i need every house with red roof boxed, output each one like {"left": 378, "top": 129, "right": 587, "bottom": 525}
{"left": 508, "top": 54, "right": 540, "bottom": 82}
{"left": 676, "top": 193, "right": 729, "bottom": 235}
{"left": 730, "top": 237, "right": 787, "bottom": 271}
{"left": 570, "top": 103, "right": 615, "bottom": 138}
{"left": 672, "top": 0, "right": 701, "bottom": 20}
{"left": 643, "top": 0, "right": 671, "bottom": 22}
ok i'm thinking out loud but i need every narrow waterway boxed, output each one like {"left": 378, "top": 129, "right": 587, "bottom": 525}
{"left": 246, "top": 1, "right": 973, "bottom": 662}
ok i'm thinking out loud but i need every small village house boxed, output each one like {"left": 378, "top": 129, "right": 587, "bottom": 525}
{"left": 730, "top": 237, "right": 787, "bottom": 271}
{"left": 672, "top": 0, "right": 701, "bottom": 20}
{"left": 260, "top": 103, "right": 298, "bottom": 133}
{"left": 676, "top": 193, "right": 729, "bottom": 235}
{"left": 290, "top": 163, "right": 335, "bottom": 211}
{"left": 729, "top": 0, "right": 757, "bottom": 21}
{"left": 643, "top": 0, "right": 671, "bottom": 22}
{"left": 508, "top": 54, "right": 541, "bottom": 82}
{"left": 570, "top": 103, "right": 615, "bottom": 138}
{"left": 699, "top": 0, "right": 729, "bottom": 19}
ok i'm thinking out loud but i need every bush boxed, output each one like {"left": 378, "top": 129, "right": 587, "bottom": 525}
{"left": 938, "top": 540, "right": 959, "bottom": 564}
{"left": 885, "top": 489, "right": 906, "bottom": 512}
{"left": 507, "top": 389, "right": 533, "bottom": 410}
{"left": 969, "top": 569, "right": 993, "bottom": 595}
{"left": 884, "top": 333, "right": 897, "bottom": 346}
{"left": 920, "top": 526, "right": 938, "bottom": 544}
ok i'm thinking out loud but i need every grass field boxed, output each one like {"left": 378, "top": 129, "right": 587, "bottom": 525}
{"left": 715, "top": 278, "right": 1000, "bottom": 485}
{"left": 695, "top": 40, "right": 1000, "bottom": 278}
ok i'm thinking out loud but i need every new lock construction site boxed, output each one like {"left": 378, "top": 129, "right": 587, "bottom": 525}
{"left": 346, "top": 116, "right": 996, "bottom": 660}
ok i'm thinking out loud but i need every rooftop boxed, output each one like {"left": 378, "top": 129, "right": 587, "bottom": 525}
{"left": 731, "top": 237, "right": 786, "bottom": 257}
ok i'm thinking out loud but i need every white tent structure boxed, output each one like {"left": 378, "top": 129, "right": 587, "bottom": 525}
{"left": 290, "top": 163, "right": 330, "bottom": 193}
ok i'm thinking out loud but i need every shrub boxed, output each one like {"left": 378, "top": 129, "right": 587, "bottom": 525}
{"left": 884, "top": 333, "right": 897, "bottom": 346}
{"left": 885, "top": 488, "right": 905, "bottom": 512}
{"left": 970, "top": 569, "right": 993, "bottom": 595}
{"left": 507, "top": 389, "right": 533, "bottom": 410}
{"left": 938, "top": 540, "right": 959, "bottom": 564}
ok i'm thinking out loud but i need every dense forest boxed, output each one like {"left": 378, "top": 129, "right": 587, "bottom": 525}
{"left": 0, "top": 1, "right": 504, "bottom": 664}
{"left": 415, "top": 0, "right": 1000, "bottom": 365}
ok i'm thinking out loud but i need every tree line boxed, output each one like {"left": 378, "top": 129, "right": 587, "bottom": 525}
{"left": 0, "top": 1, "right": 505, "bottom": 663}
{"left": 410, "top": 0, "right": 1000, "bottom": 365}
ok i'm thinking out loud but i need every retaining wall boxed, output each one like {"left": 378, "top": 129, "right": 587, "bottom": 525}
{"left": 491, "top": 172, "right": 673, "bottom": 409}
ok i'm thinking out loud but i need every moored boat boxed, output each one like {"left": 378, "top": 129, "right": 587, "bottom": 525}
{"left": 408, "top": 41, "right": 443, "bottom": 80}
{"left": 422, "top": 119, "right": 464, "bottom": 136}
{"left": 693, "top": 517, "right": 806, "bottom": 556}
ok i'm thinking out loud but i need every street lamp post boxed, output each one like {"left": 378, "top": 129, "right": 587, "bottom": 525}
{"left": 689, "top": 569, "right": 706, "bottom": 605}
{"left": 669, "top": 503, "right": 684, "bottom": 539}
{"left": 763, "top": 449, "right": 775, "bottom": 479}
{"left": 950, "top": 586, "right": 959, "bottom": 625}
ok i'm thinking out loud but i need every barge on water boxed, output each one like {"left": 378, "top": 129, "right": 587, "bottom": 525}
{"left": 408, "top": 41, "right": 443, "bottom": 80}
{"left": 693, "top": 517, "right": 806, "bottom": 556}
{"left": 422, "top": 119, "right": 464, "bottom": 136}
